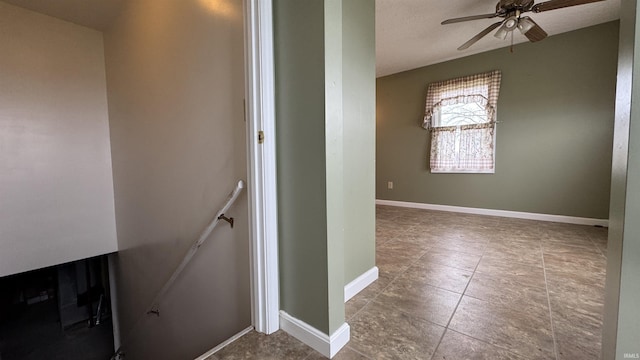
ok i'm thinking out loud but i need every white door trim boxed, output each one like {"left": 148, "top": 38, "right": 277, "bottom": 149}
{"left": 244, "top": 0, "right": 280, "bottom": 334}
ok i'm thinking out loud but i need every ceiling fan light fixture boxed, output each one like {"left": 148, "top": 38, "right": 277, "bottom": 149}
{"left": 494, "top": 15, "right": 517, "bottom": 40}
{"left": 494, "top": 23, "right": 510, "bottom": 39}
{"left": 518, "top": 16, "right": 535, "bottom": 33}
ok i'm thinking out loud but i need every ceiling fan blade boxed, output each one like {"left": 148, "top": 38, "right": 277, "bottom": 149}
{"left": 532, "top": 0, "right": 605, "bottom": 13}
{"left": 458, "top": 21, "right": 504, "bottom": 50}
{"left": 519, "top": 17, "right": 548, "bottom": 42}
{"left": 442, "top": 13, "right": 499, "bottom": 25}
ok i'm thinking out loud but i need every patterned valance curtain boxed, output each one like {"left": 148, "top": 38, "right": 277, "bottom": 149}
{"left": 423, "top": 70, "right": 502, "bottom": 173}
{"left": 422, "top": 70, "right": 502, "bottom": 130}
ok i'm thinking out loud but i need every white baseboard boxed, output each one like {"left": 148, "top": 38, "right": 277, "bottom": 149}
{"left": 194, "top": 326, "right": 253, "bottom": 360}
{"left": 376, "top": 199, "right": 609, "bottom": 227}
{"left": 280, "top": 311, "right": 350, "bottom": 359}
{"left": 344, "top": 266, "right": 379, "bottom": 302}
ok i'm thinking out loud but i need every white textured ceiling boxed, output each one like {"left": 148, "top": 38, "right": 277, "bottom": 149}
{"left": 2, "top": 0, "right": 621, "bottom": 76}
{"left": 1, "top": 0, "right": 124, "bottom": 31}
{"left": 376, "top": 0, "right": 621, "bottom": 77}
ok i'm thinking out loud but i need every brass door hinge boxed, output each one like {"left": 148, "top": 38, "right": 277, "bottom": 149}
{"left": 258, "top": 130, "right": 264, "bottom": 144}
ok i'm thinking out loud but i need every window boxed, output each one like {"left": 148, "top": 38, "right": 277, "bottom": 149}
{"left": 422, "top": 70, "right": 502, "bottom": 173}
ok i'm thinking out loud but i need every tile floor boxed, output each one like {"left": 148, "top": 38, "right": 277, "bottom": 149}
{"left": 208, "top": 205, "right": 608, "bottom": 360}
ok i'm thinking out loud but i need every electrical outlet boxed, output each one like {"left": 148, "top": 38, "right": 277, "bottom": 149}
{"left": 387, "top": 181, "right": 393, "bottom": 190}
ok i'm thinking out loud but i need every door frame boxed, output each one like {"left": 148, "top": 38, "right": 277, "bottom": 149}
{"left": 244, "top": 0, "right": 280, "bottom": 334}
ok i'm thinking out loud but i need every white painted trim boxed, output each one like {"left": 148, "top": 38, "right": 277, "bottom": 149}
{"left": 245, "top": 0, "right": 280, "bottom": 335}
{"left": 280, "top": 311, "right": 350, "bottom": 359}
{"left": 194, "top": 326, "right": 253, "bottom": 360}
{"left": 376, "top": 199, "right": 609, "bottom": 227}
{"left": 344, "top": 266, "right": 379, "bottom": 302}
{"left": 431, "top": 169, "right": 495, "bottom": 174}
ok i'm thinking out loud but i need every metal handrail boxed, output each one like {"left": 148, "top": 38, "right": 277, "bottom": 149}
{"left": 112, "top": 180, "right": 245, "bottom": 359}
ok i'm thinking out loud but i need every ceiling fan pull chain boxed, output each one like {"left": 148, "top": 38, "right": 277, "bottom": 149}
{"left": 510, "top": 31, "right": 514, "bottom": 53}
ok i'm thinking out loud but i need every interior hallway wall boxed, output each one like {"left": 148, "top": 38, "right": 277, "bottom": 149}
{"left": 274, "top": 0, "right": 376, "bottom": 336}
{"left": 103, "top": 0, "right": 250, "bottom": 358}
{"left": 376, "top": 22, "right": 619, "bottom": 219}
{"left": 274, "top": 0, "right": 335, "bottom": 335}
{"left": 0, "top": 2, "right": 117, "bottom": 277}
{"left": 342, "top": 0, "right": 376, "bottom": 285}
{"left": 603, "top": 1, "right": 640, "bottom": 358}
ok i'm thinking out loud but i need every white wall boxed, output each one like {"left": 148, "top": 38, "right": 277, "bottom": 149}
{"left": 0, "top": 2, "right": 117, "bottom": 277}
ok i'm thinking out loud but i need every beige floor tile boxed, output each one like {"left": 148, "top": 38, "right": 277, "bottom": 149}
{"left": 588, "top": 228, "right": 608, "bottom": 251}
{"left": 433, "top": 330, "right": 528, "bottom": 360}
{"left": 541, "top": 241, "right": 602, "bottom": 256}
{"left": 375, "top": 227, "right": 402, "bottom": 243}
{"left": 376, "top": 241, "right": 427, "bottom": 277}
{"left": 551, "top": 285, "right": 603, "bottom": 360}
{"left": 435, "top": 238, "right": 487, "bottom": 255}
{"left": 391, "top": 233, "right": 438, "bottom": 251}
{"left": 542, "top": 234, "right": 595, "bottom": 249}
{"left": 546, "top": 271, "right": 606, "bottom": 308}
{"left": 401, "top": 225, "right": 442, "bottom": 239}
{"left": 418, "top": 246, "right": 483, "bottom": 272}
{"left": 550, "top": 296, "right": 603, "bottom": 332}
{"left": 486, "top": 236, "right": 542, "bottom": 249}
{"left": 353, "top": 273, "right": 393, "bottom": 300}
{"left": 476, "top": 257, "right": 547, "bottom": 288}
{"left": 481, "top": 248, "right": 544, "bottom": 268}
{"left": 349, "top": 301, "right": 445, "bottom": 360}
{"left": 345, "top": 274, "right": 394, "bottom": 320}
{"left": 345, "top": 295, "right": 370, "bottom": 321}
{"left": 553, "top": 317, "right": 602, "bottom": 360}
{"left": 465, "top": 271, "right": 549, "bottom": 312}
{"left": 214, "top": 330, "right": 312, "bottom": 360}
{"left": 375, "top": 277, "right": 461, "bottom": 326}
{"left": 543, "top": 252, "right": 607, "bottom": 277}
{"left": 449, "top": 296, "right": 555, "bottom": 360}
{"left": 406, "top": 261, "right": 473, "bottom": 293}
{"left": 304, "top": 347, "right": 370, "bottom": 360}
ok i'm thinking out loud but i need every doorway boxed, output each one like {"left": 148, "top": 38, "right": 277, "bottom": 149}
{"left": 0, "top": 1, "right": 275, "bottom": 359}
{"left": 374, "top": 10, "right": 618, "bottom": 360}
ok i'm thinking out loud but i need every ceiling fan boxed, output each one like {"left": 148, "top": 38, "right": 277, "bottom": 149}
{"left": 442, "top": 0, "right": 606, "bottom": 51}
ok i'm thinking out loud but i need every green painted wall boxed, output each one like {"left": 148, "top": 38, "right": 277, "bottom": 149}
{"left": 617, "top": 7, "right": 640, "bottom": 349}
{"left": 274, "top": 0, "right": 375, "bottom": 335}
{"left": 602, "top": 4, "right": 632, "bottom": 357}
{"left": 342, "top": 0, "right": 376, "bottom": 286}
{"left": 603, "top": 1, "right": 640, "bottom": 358}
{"left": 324, "top": 0, "right": 346, "bottom": 334}
{"left": 616, "top": 1, "right": 640, "bottom": 352}
{"left": 376, "top": 22, "right": 619, "bottom": 219}
{"left": 274, "top": 0, "right": 331, "bottom": 333}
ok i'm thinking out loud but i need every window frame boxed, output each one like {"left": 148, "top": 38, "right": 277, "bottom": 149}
{"left": 422, "top": 71, "right": 501, "bottom": 174}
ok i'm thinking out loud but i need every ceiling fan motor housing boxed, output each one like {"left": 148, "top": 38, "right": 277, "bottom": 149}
{"left": 497, "top": 0, "right": 535, "bottom": 14}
